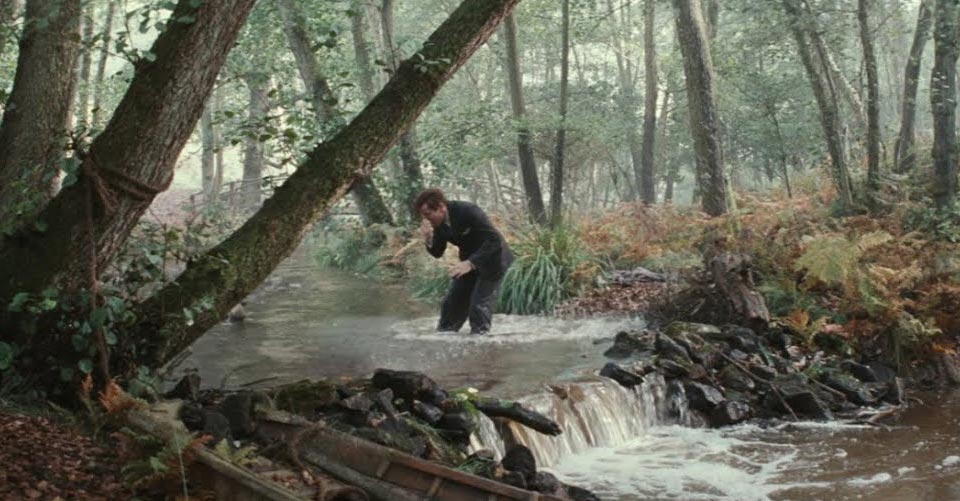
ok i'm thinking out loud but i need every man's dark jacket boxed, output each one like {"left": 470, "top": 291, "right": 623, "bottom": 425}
{"left": 427, "top": 201, "right": 513, "bottom": 278}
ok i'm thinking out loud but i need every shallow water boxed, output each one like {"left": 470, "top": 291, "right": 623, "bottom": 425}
{"left": 176, "top": 253, "right": 960, "bottom": 500}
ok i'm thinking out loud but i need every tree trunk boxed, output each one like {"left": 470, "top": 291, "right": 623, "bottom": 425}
{"left": 90, "top": 0, "right": 115, "bottom": 129}
{"left": 640, "top": 0, "right": 658, "bottom": 204}
{"left": 380, "top": 0, "right": 424, "bottom": 221}
{"left": 673, "top": 0, "right": 727, "bottom": 216}
{"left": 858, "top": 0, "right": 880, "bottom": 192}
{"left": 782, "top": 0, "right": 854, "bottom": 212}
{"left": 0, "top": 0, "right": 21, "bottom": 61}
{"left": 0, "top": 0, "right": 258, "bottom": 308}
{"left": 503, "top": 13, "right": 546, "bottom": 225}
{"left": 351, "top": 2, "right": 379, "bottom": 100}
{"left": 896, "top": 0, "right": 933, "bottom": 173}
{"left": 200, "top": 100, "right": 215, "bottom": 203}
{"left": 75, "top": 3, "right": 95, "bottom": 129}
{"left": 241, "top": 73, "right": 268, "bottom": 209}
{"left": 0, "top": 0, "right": 81, "bottom": 231}
{"left": 769, "top": 103, "right": 792, "bottom": 198}
{"left": 550, "top": 0, "right": 570, "bottom": 227}
{"left": 278, "top": 0, "right": 393, "bottom": 226}
{"left": 213, "top": 84, "right": 225, "bottom": 201}
{"left": 931, "top": 0, "right": 959, "bottom": 210}
{"left": 607, "top": 0, "right": 644, "bottom": 202}
{"left": 129, "top": 0, "right": 524, "bottom": 371}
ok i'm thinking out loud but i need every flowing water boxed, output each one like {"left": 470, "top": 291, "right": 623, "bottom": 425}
{"left": 176, "top": 253, "right": 960, "bottom": 500}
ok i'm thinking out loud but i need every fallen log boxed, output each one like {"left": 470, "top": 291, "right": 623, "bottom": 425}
{"left": 475, "top": 398, "right": 562, "bottom": 436}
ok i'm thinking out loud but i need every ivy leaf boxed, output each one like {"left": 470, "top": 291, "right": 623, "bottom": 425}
{"left": 8, "top": 292, "right": 30, "bottom": 312}
{"left": 78, "top": 358, "right": 93, "bottom": 374}
{"left": 90, "top": 307, "right": 109, "bottom": 328}
{"left": 104, "top": 331, "right": 118, "bottom": 346}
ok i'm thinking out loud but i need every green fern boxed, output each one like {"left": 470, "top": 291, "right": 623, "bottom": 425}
{"left": 794, "top": 234, "right": 862, "bottom": 291}
{"left": 213, "top": 439, "right": 259, "bottom": 466}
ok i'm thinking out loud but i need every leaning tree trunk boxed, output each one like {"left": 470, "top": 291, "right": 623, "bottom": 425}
{"left": 640, "top": 0, "right": 658, "bottom": 204}
{"left": 673, "top": 0, "right": 727, "bottom": 216}
{"left": 0, "top": 0, "right": 258, "bottom": 316}
{"left": 241, "top": 73, "right": 269, "bottom": 209}
{"left": 381, "top": 0, "right": 424, "bottom": 221}
{"left": 503, "top": 13, "right": 547, "bottom": 225}
{"left": 782, "top": 0, "right": 854, "bottom": 212}
{"left": 858, "top": 0, "right": 880, "bottom": 192}
{"left": 550, "top": 0, "right": 570, "bottom": 228}
{"left": 896, "top": 0, "right": 933, "bottom": 173}
{"left": 278, "top": 0, "right": 393, "bottom": 226}
{"left": 0, "top": 0, "right": 81, "bottom": 232}
{"left": 129, "top": 0, "right": 524, "bottom": 371}
{"left": 930, "top": 0, "right": 960, "bottom": 211}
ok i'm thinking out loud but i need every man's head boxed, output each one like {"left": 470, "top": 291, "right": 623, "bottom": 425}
{"left": 415, "top": 188, "right": 447, "bottom": 227}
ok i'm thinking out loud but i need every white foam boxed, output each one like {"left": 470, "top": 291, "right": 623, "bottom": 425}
{"left": 390, "top": 314, "right": 643, "bottom": 345}
{"left": 942, "top": 455, "right": 960, "bottom": 467}
{"left": 848, "top": 472, "right": 892, "bottom": 486}
{"left": 898, "top": 466, "right": 916, "bottom": 475}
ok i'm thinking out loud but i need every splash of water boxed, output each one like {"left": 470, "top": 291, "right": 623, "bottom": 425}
{"left": 391, "top": 314, "right": 644, "bottom": 345}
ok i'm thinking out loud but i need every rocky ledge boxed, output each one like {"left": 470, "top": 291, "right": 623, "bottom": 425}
{"left": 599, "top": 321, "right": 907, "bottom": 426}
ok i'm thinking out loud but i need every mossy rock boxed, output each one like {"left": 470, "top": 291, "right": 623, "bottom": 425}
{"left": 271, "top": 380, "right": 339, "bottom": 415}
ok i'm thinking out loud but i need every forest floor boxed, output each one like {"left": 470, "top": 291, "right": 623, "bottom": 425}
{"left": 0, "top": 408, "right": 132, "bottom": 500}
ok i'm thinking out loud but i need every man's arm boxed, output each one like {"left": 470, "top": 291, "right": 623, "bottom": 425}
{"left": 462, "top": 204, "right": 503, "bottom": 267}
{"left": 423, "top": 220, "right": 447, "bottom": 258}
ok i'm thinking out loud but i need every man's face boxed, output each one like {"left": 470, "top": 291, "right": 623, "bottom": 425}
{"left": 419, "top": 202, "right": 447, "bottom": 227}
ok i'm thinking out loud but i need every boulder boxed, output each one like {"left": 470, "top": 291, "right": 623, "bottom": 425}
{"left": 840, "top": 360, "right": 879, "bottom": 383}
{"left": 603, "top": 330, "right": 652, "bottom": 358}
{"left": 885, "top": 377, "right": 905, "bottom": 405}
{"left": 372, "top": 369, "right": 440, "bottom": 403}
{"left": 219, "top": 392, "right": 262, "bottom": 437}
{"left": 338, "top": 393, "right": 374, "bottom": 413}
{"left": 502, "top": 444, "right": 537, "bottom": 481}
{"left": 657, "top": 358, "right": 692, "bottom": 379}
{"left": 867, "top": 362, "right": 897, "bottom": 384}
{"left": 818, "top": 369, "right": 876, "bottom": 406}
{"left": 655, "top": 333, "right": 693, "bottom": 364}
{"left": 719, "top": 364, "right": 756, "bottom": 393}
{"left": 566, "top": 484, "right": 602, "bottom": 501}
{"left": 530, "top": 472, "right": 565, "bottom": 496}
{"left": 273, "top": 380, "right": 339, "bottom": 415}
{"left": 683, "top": 382, "right": 725, "bottom": 411}
{"left": 710, "top": 400, "right": 752, "bottom": 426}
{"left": 165, "top": 373, "right": 201, "bottom": 401}
{"left": 412, "top": 401, "right": 444, "bottom": 425}
{"left": 500, "top": 471, "right": 527, "bottom": 490}
{"left": 600, "top": 362, "right": 644, "bottom": 388}
{"left": 766, "top": 374, "right": 832, "bottom": 420}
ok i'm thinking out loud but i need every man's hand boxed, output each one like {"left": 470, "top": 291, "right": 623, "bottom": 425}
{"left": 448, "top": 260, "right": 474, "bottom": 278}
{"left": 419, "top": 219, "right": 433, "bottom": 244}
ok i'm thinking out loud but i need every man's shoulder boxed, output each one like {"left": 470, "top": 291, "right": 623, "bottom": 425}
{"left": 448, "top": 200, "right": 481, "bottom": 215}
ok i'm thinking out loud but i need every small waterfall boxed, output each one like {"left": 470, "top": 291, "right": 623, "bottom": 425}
{"left": 499, "top": 374, "right": 686, "bottom": 468}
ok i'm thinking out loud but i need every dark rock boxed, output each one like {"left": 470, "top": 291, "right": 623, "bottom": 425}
{"left": 475, "top": 398, "right": 562, "bottom": 436}
{"left": 630, "top": 354, "right": 657, "bottom": 375}
{"left": 683, "top": 382, "right": 725, "bottom": 411}
{"left": 412, "top": 400, "right": 443, "bottom": 424}
{"left": 165, "top": 374, "right": 201, "bottom": 401}
{"left": 604, "top": 330, "right": 651, "bottom": 358}
{"left": 420, "top": 387, "right": 451, "bottom": 408}
{"left": 273, "top": 380, "right": 339, "bottom": 414}
{"left": 655, "top": 333, "right": 693, "bottom": 363}
{"left": 665, "top": 380, "right": 687, "bottom": 419}
{"left": 719, "top": 364, "right": 756, "bottom": 393}
{"left": 373, "top": 388, "right": 398, "bottom": 417}
{"left": 697, "top": 343, "right": 726, "bottom": 371}
{"left": 819, "top": 369, "right": 876, "bottom": 406}
{"left": 686, "top": 363, "right": 709, "bottom": 381}
{"left": 530, "top": 471, "right": 565, "bottom": 496}
{"left": 710, "top": 400, "right": 752, "bottom": 426}
{"left": 463, "top": 450, "right": 498, "bottom": 478}
{"left": 338, "top": 394, "right": 374, "bottom": 412}
{"left": 179, "top": 402, "right": 205, "bottom": 430}
{"left": 813, "top": 332, "right": 851, "bottom": 355}
{"left": 335, "top": 386, "right": 357, "bottom": 400}
{"left": 841, "top": 360, "right": 879, "bottom": 383}
{"left": 722, "top": 325, "right": 761, "bottom": 353}
{"left": 566, "top": 484, "right": 602, "bottom": 501}
{"left": 767, "top": 375, "right": 832, "bottom": 420}
{"left": 765, "top": 330, "right": 793, "bottom": 352}
{"left": 749, "top": 364, "right": 778, "bottom": 381}
{"left": 867, "top": 362, "right": 897, "bottom": 384}
{"left": 502, "top": 444, "right": 537, "bottom": 481}
{"left": 664, "top": 321, "right": 722, "bottom": 339}
{"left": 885, "top": 377, "right": 905, "bottom": 405}
{"left": 220, "top": 392, "right": 258, "bottom": 437}
{"left": 657, "top": 358, "right": 691, "bottom": 379}
{"left": 500, "top": 471, "right": 527, "bottom": 490}
{"left": 201, "top": 411, "right": 233, "bottom": 444}
{"left": 728, "top": 349, "right": 750, "bottom": 362}
{"left": 372, "top": 369, "right": 439, "bottom": 403}
{"left": 600, "top": 362, "right": 644, "bottom": 388}
{"left": 437, "top": 412, "right": 476, "bottom": 442}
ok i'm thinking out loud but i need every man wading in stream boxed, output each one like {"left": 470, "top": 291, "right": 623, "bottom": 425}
{"left": 416, "top": 188, "right": 514, "bottom": 334}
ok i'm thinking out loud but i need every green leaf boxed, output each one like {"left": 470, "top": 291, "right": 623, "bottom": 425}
{"left": 177, "top": 14, "right": 196, "bottom": 24}
{"left": 8, "top": 292, "right": 30, "bottom": 312}
{"left": 90, "top": 307, "right": 109, "bottom": 328}
{"left": 33, "top": 220, "right": 47, "bottom": 232}
{"left": 78, "top": 358, "right": 93, "bottom": 374}
{"left": 0, "top": 342, "right": 13, "bottom": 370}
{"left": 71, "top": 334, "right": 88, "bottom": 352}
{"left": 104, "top": 331, "right": 118, "bottom": 346}
{"left": 60, "top": 367, "right": 75, "bottom": 382}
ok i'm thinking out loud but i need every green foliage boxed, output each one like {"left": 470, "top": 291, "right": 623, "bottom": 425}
{"left": 904, "top": 201, "right": 960, "bottom": 243}
{"left": 409, "top": 260, "right": 451, "bottom": 302}
{"left": 497, "top": 225, "right": 597, "bottom": 315}
{"left": 213, "top": 439, "right": 259, "bottom": 466}
{"left": 793, "top": 234, "right": 863, "bottom": 291}
{"left": 312, "top": 221, "right": 392, "bottom": 275}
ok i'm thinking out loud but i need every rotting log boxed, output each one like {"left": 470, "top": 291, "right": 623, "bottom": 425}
{"left": 475, "top": 398, "right": 562, "bottom": 436}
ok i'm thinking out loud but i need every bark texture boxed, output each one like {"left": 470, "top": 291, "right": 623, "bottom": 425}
{"left": 930, "top": 0, "right": 959, "bottom": 210}
{"left": 896, "top": 0, "right": 933, "bottom": 173}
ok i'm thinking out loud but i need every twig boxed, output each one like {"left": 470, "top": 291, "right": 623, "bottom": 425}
{"left": 719, "top": 352, "right": 799, "bottom": 421}
{"left": 239, "top": 376, "right": 280, "bottom": 388}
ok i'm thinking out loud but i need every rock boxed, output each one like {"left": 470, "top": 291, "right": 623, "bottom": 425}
{"left": 463, "top": 450, "right": 498, "bottom": 478}
{"left": 603, "top": 330, "right": 652, "bottom": 358}
{"left": 338, "top": 394, "right": 374, "bottom": 413}
{"left": 273, "top": 380, "right": 339, "bottom": 415}
{"left": 372, "top": 369, "right": 440, "bottom": 403}
{"left": 657, "top": 358, "right": 692, "bottom": 379}
{"left": 665, "top": 380, "right": 687, "bottom": 419}
{"left": 867, "top": 362, "right": 897, "bottom": 384}
{"left": 437, "top": 412, "right": 475, "bottom": 443}
{"left": 686, "top": 363, "right": 709, "bottom": 381}
{"left": 885, "top": 377, "right": 905, "bottom": 405}
{"left": 655, "top": 333, "right": 693, "bottom": 363}
{"left": 500, "top": 471, "right": 527, "bottom": 490}
{"left": 475, "top": 398, "right": 562, "bottom": 436}
{"left": 165, "top": 374, "right": 201, "bottom": 401}
{"left": 813, "top": 332, "right": 850, "bottom": 355}
{"left": 721, "top": 325, "right": 761, "bottom": 353}
{"left": 566, "top": 484, "right": 602, "bottom": 501}
{"left": 412, "top": 401, "right": 443, "bottom": 424}
{"left": 840, "top": 360, "right": 879, "bottom": 383}
{"left": 373, "top": 388, "right": 398, "bottom": 418}
{"left": 664, "top": 321, "right": 722, "bottom": 339}
{"left": 710, "top": 400, "right": 752, "bottom": 426}
{"left": 227, "top": 303, "right": 246, "bottom": 322}
{"left": 767, "top": 374, "right": 832, "bottom": 420}
{"left": 749, "top": 364, "right": 778, "bottom": 381}
{"left": 201, "top": 411, "right": 233, "bottom": 444}
{"left": 683, "top": 382, "right": 725, "bottom": 411}
{"left": 600, "top": 362, "right": 644, "bottom": 388}
{"left": 819, "top": 369, "right": 876, "bottom": 406}
{"left": 630, "top": 354, "right": 657, "bottom": 375}
{"left": 220, "top": 392, "right": 258, "bottom": 437}
{"left": 719, "top": 364, "right": 756, "bottom": 393}
{"left": 420, "top": 387, "right": 451, "bottom": 408}
{"left": 502, "top": 444, "right": 537, "bottom": 481}
{"left": 530, "top": 471, "right": 565, "bottom": 496}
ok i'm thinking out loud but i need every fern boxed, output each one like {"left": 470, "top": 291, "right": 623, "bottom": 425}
{"left": 794, "top": 234, "right": 862, "bottom": 292}
{"left": 213, "top": 439, "right": 258, "bottom": 466}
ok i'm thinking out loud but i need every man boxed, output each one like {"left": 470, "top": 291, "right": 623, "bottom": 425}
{"left": 416, "top": 188, "right": 513, "bottom": 334}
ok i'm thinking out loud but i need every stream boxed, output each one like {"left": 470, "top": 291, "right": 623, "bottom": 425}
{"left": 173, "top": 253, "right": 960, "bottom": 500}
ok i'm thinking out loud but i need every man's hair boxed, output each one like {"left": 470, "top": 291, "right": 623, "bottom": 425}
{"left": 414, "top": 188, "right": 446, "bottom": 211}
